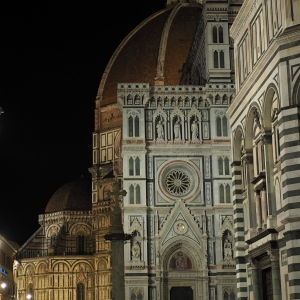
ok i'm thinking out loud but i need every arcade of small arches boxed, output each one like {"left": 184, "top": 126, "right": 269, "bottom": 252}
{"left": 232, "top": 83, "right": 300, "bottom": 234}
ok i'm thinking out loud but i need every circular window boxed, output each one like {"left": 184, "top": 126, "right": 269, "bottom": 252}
{"left": 165, "top": 170, "right": 190, "bottom": 196}
{"left": 157, "top": 160, "right": 201, "bottom": 201}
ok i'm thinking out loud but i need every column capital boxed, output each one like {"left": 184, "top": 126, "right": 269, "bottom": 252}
{"left": 248, "top": 257, "right": 258, "bottom": 268}
{"left": 267, "top": 250, "right": 279, "bottom": 262}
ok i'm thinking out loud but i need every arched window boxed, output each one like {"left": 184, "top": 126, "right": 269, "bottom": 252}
{"left": 213, "top": 50, "right": 225, "bottom": 68}
{"left": 216, "top": 115, "right": 228, "bottom": 137}
{"left": 135, "top": 157, "right": 140, "bottom": 175}
{"left": 214, "top": 51, "right": 219, "bottom": 68}
{"left": 220, "top": 50, "right": 225, "bottom": 68}
{"left": 218, "top": 157, "right": 224, "bottom": 175}
{"left": 219, "top": 26, "right": 224, "bottom": 43}
{"left": 225, "top": 184, "right": 231, "bottom": 203}
{"left": 77, "top": 283, "right": 85, "bottom": 300}
{"left": 128, "top": 114, "right": 140, "bottom": 137}
{"left": 128, "top": 116, "right": 133, "bottom": 137}
{"left": 129, "top": 185, "right": 134, "bottom": 204}
{"left": 129, "top": 184, "right": 141, "bottom": 204}
{"left": 136, "top": 185, "right": 141, "bottom": 204}
{"left": 217, "top": 116, "right": 222, "bottom": 136}
{"left": 219, "top": 184, "right": 231, "bottom": 203}
{"left": 213, "top": 25, "right": 224, "bottom": 43}
{"left": 128, "top": 157, "right": 141, "bottom": 176}
{"left": 222, "top": 115, "right": 228, "bottom": 136}
{"left": 224, "top": 157, "right": 230, "bottom": 175}
{"left": 218, "top": 157, "right": 230, "bottom": 175}
{"left": 220, "top": 184, "right": 225, "bottom": 203}
{"left": 134, "top": 115, "right": 139, "bottom": 136}
{"left": 129, "top": 157, "right": 134, "bottom": 175}
{"left": 213, "top": 25, "right": 218, "bottom": 43}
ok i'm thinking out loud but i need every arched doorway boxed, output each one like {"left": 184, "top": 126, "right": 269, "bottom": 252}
{"left": 170, "top": 287, "right": 193, "bottom": 300}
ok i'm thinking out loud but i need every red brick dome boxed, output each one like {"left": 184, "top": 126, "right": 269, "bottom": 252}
{"left": 45, "top": 177, "right": 92, "bottom": 213}
{"left": 96, "top": 3, "right": 203, "bottom": 108}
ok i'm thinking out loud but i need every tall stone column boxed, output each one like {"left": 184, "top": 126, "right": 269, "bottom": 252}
{"left": 261, "top": 189, "right": 268, "bottom": 228}
{"left": 105, "top": 182, "right": 131, "bottom": 300}
{"left": 267, "top": 250, "right": 282, "bottom": 300}
{"left": 255, "top": 191, "right": 262, "bottom": 232}
{"left": 249, "top": 258, "right": 260, "bottom": 300}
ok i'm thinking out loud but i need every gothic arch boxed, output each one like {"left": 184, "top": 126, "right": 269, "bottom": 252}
{"left": 36, "top": 262, "right": 48, "bottom": 273}
{"left": 244, "top": 103, "right": 262, "bottom": 149}
{"left": 69, "top": 223, "right": 92, "bottom": 236}
{"left": 98, "top": 258, "right": 108, "bottom": 270}
{"left": 72, "top": 261, "right": 93, "bottom": 274}
{"left": 232, "top": 127, "right": 244, "bottom": 162}
{"left": 102, "top": 184, "right": 113, "bottom": 201}
{"left": 46, "top": 224, "right": 60, "bottom": 238}
{"left": 24, "top": 263, "right": 35, "bottom": 276}
{"left": 52, "top": 261, "right": 71, "bottom": 272}
{"left": 263, "top": 84, "right": 280, "bottom": 130}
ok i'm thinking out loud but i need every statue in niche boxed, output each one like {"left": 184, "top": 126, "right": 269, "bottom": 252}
{"left": 174, "top": 120, "right": 181, "bottom": 140}
{"left": 191, "top": 120, "right": 199, "bottom": 140}
{"left": 156, "top": 120, "right": 164, "bottom": 140}
{"left": 131, "top": 240, "right": 141, "bottom": 260}
{"left": 224, "top": 239, "right": 232, "bottom": 259}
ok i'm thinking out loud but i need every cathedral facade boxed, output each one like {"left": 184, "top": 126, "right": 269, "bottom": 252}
{"left": 92, "top": 1, "right": 240, "bottom": 299}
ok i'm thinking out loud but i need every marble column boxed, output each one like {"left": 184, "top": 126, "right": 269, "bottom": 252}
{"left": 261, "top": 189, "right": 268, "bottom": 228}
{"left": 255, "top": 191, "right": 262, "bottom": 231}
{"left": 267, "top": 250, "right": 282, "bottom": 300}
{"left": 249, "top": 259, "right": 260, "bottom": 300}
{"left": 105, "top": 182, "right": 131, "bottom": 300}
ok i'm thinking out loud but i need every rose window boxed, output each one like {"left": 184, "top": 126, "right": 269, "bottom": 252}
{"left": 165, "top": 170, "right": 191, "bottom": 196}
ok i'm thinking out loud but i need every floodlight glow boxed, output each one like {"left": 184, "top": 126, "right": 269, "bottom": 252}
{"left": 0, "top": 282, "right": 7, "bottom": 288}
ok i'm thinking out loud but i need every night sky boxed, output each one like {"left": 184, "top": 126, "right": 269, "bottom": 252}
{"left": 1, "top": 1, "right": 165, "bottom": 246}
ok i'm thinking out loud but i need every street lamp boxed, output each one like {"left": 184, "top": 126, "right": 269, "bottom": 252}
{"left": 0, "top": 282, "right": 6, "bottom": 289}
{"left": 26, "top": 294, "right": 32, "bottom": 299}
{"left": 0, "top": 107, "right": 4, "bottom": 115}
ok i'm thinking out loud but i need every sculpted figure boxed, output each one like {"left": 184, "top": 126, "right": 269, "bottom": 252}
{"left": 156, "top": 120, "right": 164, "bottom": 139}
{"left": 174, "top": 121, "right": 181, "bottom": 140}
{"left": 191, "top": 120, "right": 198, "bottom": 140}
{"left": 131, "top": 241, "right": 141, "bottom": 259}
